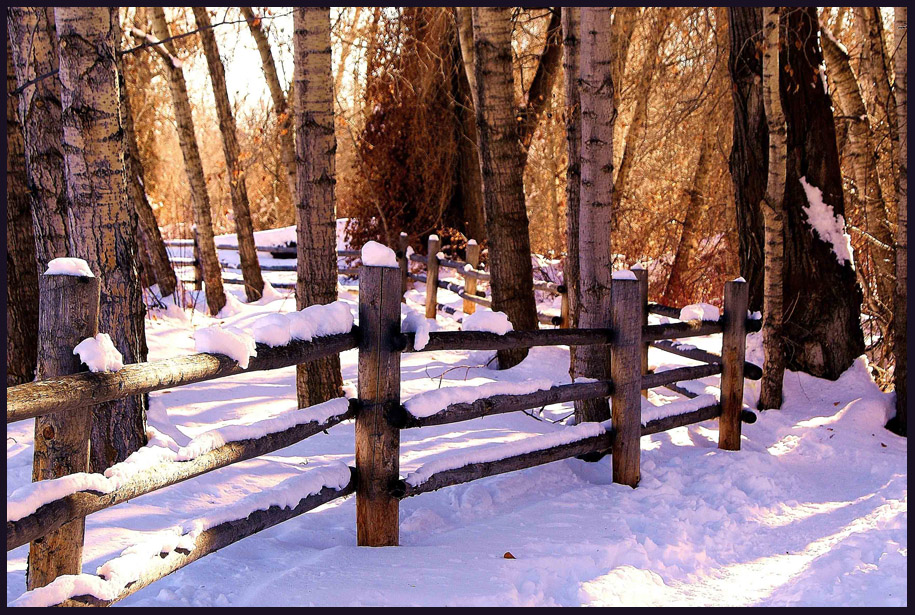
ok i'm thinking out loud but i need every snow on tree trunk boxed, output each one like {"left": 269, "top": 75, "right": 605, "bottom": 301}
{"left": 7, "top": 7, "right": 70, "bottom": 267}
{"left": 55, "top": 7, "right": 148, "bottom": 471}
{"left": 573, "top": 7, "right": 615, "bottom": 424}
{"left": 471, "top": 7, "right": 539, "bottom": 369}
{"left": 728, "top": 7, "right": 864, "bottom": 380}
{"left": 890, "top": 6, "right": 907, "bottom": 437}
{"left": 562, "top": 6, "right": 581, "bottom": 341}
{"left": 193, "top": 7, "right": 265, "bottom": 302}
{"left": 292, "top": 7, "right": 344, "bottom": 407}
{"left": 241, "top": 6, "right": 297, "bottom": 200}
{"left": 758, "top": 7, "right": 788, "bottom": 410}
{"left": 6, "top": 42, "right": 39, "bottom": 385}
{"left": 150, "top": 6, "right": 226, "bottom": 315}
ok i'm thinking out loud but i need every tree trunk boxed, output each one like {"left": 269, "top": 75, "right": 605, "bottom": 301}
{"left": 562, "top": 7, "right": 581, "bottom": 339}
{"left": 241, "top": 6, "right": 297, "bottom": 199}
{"left": 573, "top": 6, "right": 615, "bottom": 423}
{"left": 55, "top": 6, "right": 148, "bottom": 471}
{"left": 117, "top": 32, "right": 177, "bottom": 299}
{"left": 293, "top": 7, "right": 344, "bottom": 407}
{"left": 7, "top": 7, "right": 70, "bottom": 267}
{"left": 889, "top": 6, "right": 907, "bottom": 437}
{"left": 471, "top": 7, "right": 539, "bottom": 369}
{"left": 728, "top": 7, "right": 864, "bottom": 379}
{"left": 518, "top": 9, "right": 563, "bottom": 156}
{"left": 610, "top": 7, "right": 639, "bottom": 110}
{"left": 6, "top": 42, "right": 39, "bottom": 385}
{"left": 612, "top": 8, "right": 671, "bottom": 221}
{"left": 757, "top": 7, "right": 788, "bottom": 410}
{"left": 662, "top": 133, "right": 714, "bottom": 305}
{"left": 150, "top": 6, "right": 226, "bottom": 315}
{"left": 455, "top": 7, "right": 476, "bottom": 103}
{"left": 193, "top": 7, "right": 265, "bottom": 302}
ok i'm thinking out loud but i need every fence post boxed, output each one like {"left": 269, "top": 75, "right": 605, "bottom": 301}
{"left": 610, "top": 274, "right": 641, "bottom": 487}
{"left": 463, "top": 239, "right": 480, "bottom": 316}
{"left": 424, "top": 234, "right": 440, "bottom": 319}
{"left": 27, "top": 269, "right": 101, "bottom": 589}
{"left": 192, "top": 227, "right": 203, "bottom": 291}
{"left": 633, "top": 265, "right": 649, "bottom": 397}
{"left": 356, "top": 265, "right": 402, "bottom": 546}
{"left": 397, "top": 232, "right": 409, "bottom": 301}
{"left": 719, "top": 279, "right": 748, "bottom": 451}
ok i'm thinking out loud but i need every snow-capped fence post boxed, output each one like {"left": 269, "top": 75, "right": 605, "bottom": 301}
{"left": 397, "top": 232, "right": 410, "bottom": 300}
{"left": 463, "top": 240, "right": 481, "bottom": 315}
{"left": 558, "top": 284, "right": 570, "bottom": 329}
{"left": 633, "top": 266, "right": 649, "bottom": 397}
{"left": 191, "top": 227, "right": 203, "bottom": 291}
{"left": 424, "top": 234, "right": 441, "bottom": 319}
{"left": 27, "top": 268, "right": 101, "bottom": 590}
{"left": 610, "top": 274, "right": 641, "bottom": 487}
{"left": 719, "top": 279, "right": 748, "bottom": 451}
{"left": 356, "top": 265, "right": 402, "bottom": 546}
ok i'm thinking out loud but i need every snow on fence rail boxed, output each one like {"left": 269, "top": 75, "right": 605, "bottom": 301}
{"left": 6, "top": 260, "right": 757, "bottom": 607}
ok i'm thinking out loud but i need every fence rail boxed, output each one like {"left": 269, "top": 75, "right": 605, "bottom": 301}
{"left": 6, "top": 259, "right": 757, "bottom": 607}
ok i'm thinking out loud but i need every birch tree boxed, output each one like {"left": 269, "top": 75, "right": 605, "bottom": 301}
{"left": 574, "top": 6, "right": 615, "bottom": 423}
{"left": 471, "top": 7, "right": 539, "bottom": 369}
{"left": 562, "top": 6, "right": 581, "bottom": 346}
{"left": 890, "top": 6, "right": 907, "bottom": 437}
{"left": 55, "top": 6, "right": 148, "bottom": 470}
{"left": 293, "top": 7, "right": 344, "bottom": 406}
{"left": 758, "top": 7, "right": 788, "bottom": 410}
{"left": 193, "top": 7, "right": 265, "bottom": 302}
{"left": 149, "top": 6, "right": 226, "bottom": 314}
{"left": 7, "top": 7, "right": 70, "bottom": 266}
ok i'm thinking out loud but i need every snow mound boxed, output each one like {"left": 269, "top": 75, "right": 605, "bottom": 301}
{"left": 463, "top": 309, "right": 513, "bottom": 335}
{"left": 300, "top": 301, "right": 354, "bottom": 337}
{"left": 194, "top": 326, "right": 257, "bottom": 369}
{"left": 252, "top": 314, "right": 292, "bottom": 347}
{"left": 7, "top": 473, "right": 114, "bottom": 522}
{"left": 679, "top": 303, "right": 720, "bottom": 322}
{"left": 799, "top": 176, "right": 854, "bottom": 266}
{"left": 402, "top": 309, "right": 438, "bottom": 350}
{"left": 73, "top": 334, "right": 124, "bottom": 372}
{"left": 44, "top": 257, "right": 94, "bottom": 277}
{"left": 361, "top": 241, "right": 399, "bottom": 268}
{"left": 612, "top": 270, "right": 638, "bottom": 281}
{"left": 404, "top": 378, "right": 555, "bottom": 418}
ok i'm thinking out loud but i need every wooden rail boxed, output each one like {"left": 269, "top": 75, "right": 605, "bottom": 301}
{"left": 8, "top": 265, "right": 754, "bottom": 607}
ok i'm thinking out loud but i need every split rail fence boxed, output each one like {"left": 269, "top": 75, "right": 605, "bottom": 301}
{"left": 6, "top": 262, "right": 760, "bottom": 607}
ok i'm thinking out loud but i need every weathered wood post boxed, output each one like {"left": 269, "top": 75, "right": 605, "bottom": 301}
{"left": 632, "top": 265, "right": 649, "bottom": 397}
{"left": 28, "top": 267, "right": 101, "bottom": 589}
{"left": 356, "top": 264, "right": 402, "bottom": 546}
{"left": 397, "top": 232, "right": 409, "bottom": 301}
{"left": 719, "top": 279, "right": 748, "bottom": 450}
{"left": 192, "top": 227, "right": 203, "bottom": 291}
{"left": 610, "top": 273, "right": 641, "bottom": 487}
{"left": 463, "top": 239, "right": 480, "bottom": 316}
{"left": 424, "top": 234, "right": 441, "bottom": 319}
{"left": 558, "top": 285, "right": 570, "bottom": 329}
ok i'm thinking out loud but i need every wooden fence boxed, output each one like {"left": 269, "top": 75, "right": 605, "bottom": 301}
{"left": 6, "top": 262, "right": 760, "bottom": 607}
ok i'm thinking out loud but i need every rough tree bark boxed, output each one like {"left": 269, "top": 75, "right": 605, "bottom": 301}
{"left": 471, "top": 7, "right": 539, "bottom": 369}
{"left": 455, "top": 7, "right": 477, "bottom": 103}
{"left": 573, "top": 6, "right": 616, "bottom": 423}
{"left": 518, "top": 9, "right": 563, "bottom": 156}
{"left": 757, "top": 7, "right": 788, "bottom": 410}
{"left": 193, "top": 7, "right": 265, "bottom": 302}
{"left": 562, "top": 6, "right": 581, "bottom": 340}
{"left": 7, "top": 7, "right": 70, "bottom": 267}
{"left": 728, "top": 7, "right": 864, "bottom": 379}
{"left": 889, "top": 6, "right": 907, "bottom": 437}
{"left": 820, "top": 29, "right": 895, "bottom": 320}
{"left": 55, "top": 6, "right": 148, "bottom": 471}
{"left": 6, "top": 42, "right": 39, "bottom": 385}
{"left": 609, "top": 7, "right": 639, "bottom": 111}
{"left": 242, "top": 6, "right": 297, "bottom": 198}
{"left": 293, "top": 7, "right": 344, "bottom": 407}
{"left": 116, "top": 26, "right": 176, "bottom": 299}
{"left": 150, "top": 6, "right": 226, "bottom": 315}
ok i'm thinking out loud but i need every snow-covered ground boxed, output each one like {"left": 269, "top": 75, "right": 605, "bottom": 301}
{"left": 6, "top": 273, "right": 906, "bottom": 606}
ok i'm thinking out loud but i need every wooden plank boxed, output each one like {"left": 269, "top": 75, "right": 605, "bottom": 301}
{"left": 650, "top": 339, "right": 762, "bottom": 380}
{"left": 634, "top": 267, "right": 649, "bottom": 397}
{"left": 463, "top": 240, "right": 480, "bottom": 315}
{"left": 388, "top": 380, "right": 614, "bottom": 429}
{"left": 397, "top": 232, "right": 409, "bottom": 300}
{"left": 719, "top": 280, "right": 748, "bottom": 450}
{"left": 642, "top": 320, "right": 723, "bottom": 342}
{"left": 356, "top": 266, "right": 402, "bottom": 546}
{"left": 610, "top": 276, "right": 641, "bottom": 487}
{"left": 7, "top": 404, "right": 355, "bottom": 551}
{"left": 27, "top": 273, "right": 100, "bottom": 589}
{"left": 55, "top": 479, "right": 355, "bottom": 607}
{"left": 400, "top": 328, "right": 613, "bottom": 353}
{"left": 641, "top": 403, "right": 722, "bottom": 435}
{"left": 641, "top": 364, "right": 722, "bottom": 389}
{"left": 424, "top": 235, "right": 441, "bottom": 319}
{"left": 7, "top": 331, "right": 359, "bottom": 423}
{"left": 647, "top": 302, "right": 683, "bottom": 319}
